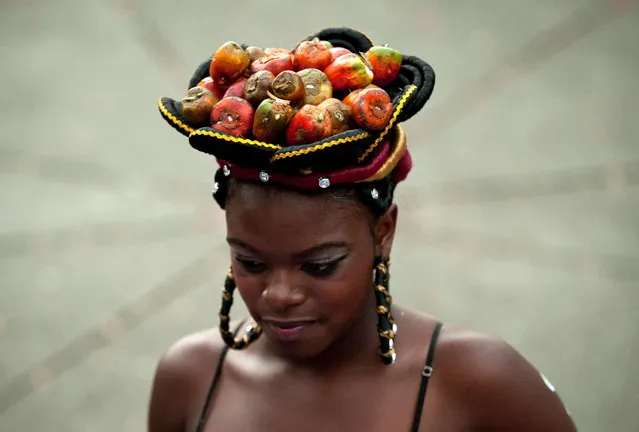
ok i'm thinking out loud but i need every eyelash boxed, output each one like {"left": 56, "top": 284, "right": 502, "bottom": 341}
{"left": 301, "top": 256, "right": 347, "bottom": 277}
{"left": 234, "top": 258, "right": 267, "bottom": 274}
{"left": 234, "top": 256, "right": 348, "bottom": 277}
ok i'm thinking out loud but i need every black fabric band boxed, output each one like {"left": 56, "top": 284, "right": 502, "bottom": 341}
{"left": 196, "top": 318, "right": 248, "bottom": 432}
{"left": 411, "top": 321, "right": 444, "bottom": 432}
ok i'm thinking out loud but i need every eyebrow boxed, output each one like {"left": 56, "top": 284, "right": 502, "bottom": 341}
{"left": 226, "top": 237, "right": 349, "bottom": 259}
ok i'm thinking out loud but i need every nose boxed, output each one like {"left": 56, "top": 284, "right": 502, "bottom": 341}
{"left": 262, "top": 269, "right": 305, "bottom": 313}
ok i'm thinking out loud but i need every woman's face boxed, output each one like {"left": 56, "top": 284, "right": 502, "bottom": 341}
{"left": 224, "top": 182, "right": 396, "bottom": 361}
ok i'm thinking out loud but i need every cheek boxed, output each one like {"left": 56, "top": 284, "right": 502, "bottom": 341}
{"left": 231, "top": 265, "right": 264, "bottom": 309}
{"left": 314, "top": 267, "right": 373, "bottom": 320}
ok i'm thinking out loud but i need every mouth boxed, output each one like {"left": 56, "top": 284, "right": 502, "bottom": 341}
{"left": 261, "top": 319, "right": 317, "bottom": 342}
{"left": 264, "top": 319, "right": 316, "bottom": 328}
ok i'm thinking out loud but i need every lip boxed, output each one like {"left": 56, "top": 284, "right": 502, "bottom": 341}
{"left": 262, "top": 319, "right": 316, "bottom": 342}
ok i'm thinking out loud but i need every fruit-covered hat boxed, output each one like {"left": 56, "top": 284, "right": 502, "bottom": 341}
{"left": 158, "top": 27, "right": 435, "bottom": 210}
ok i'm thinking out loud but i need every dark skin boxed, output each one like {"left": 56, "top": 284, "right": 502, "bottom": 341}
{"left": 148, "top": 181, "right": 578, "bottom": 431}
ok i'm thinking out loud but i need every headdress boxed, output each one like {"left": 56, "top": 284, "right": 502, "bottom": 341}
{"left": 157, "top": 27, "right": 435, "bottom": 210}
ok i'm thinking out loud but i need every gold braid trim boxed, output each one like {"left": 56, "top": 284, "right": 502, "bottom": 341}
{"left": 158, "top": 98, "right": 194, "bottom": 135}
{"left": 190, "top": 129, "right": 282, "bottom": 150}
{"left": 270, "top": 132, "right": 369, "bottom": 161}
{"left": 359, "top": 125, "right": 407, "bottom": 182}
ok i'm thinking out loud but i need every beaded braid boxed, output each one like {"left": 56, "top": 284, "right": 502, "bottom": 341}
{"left": 373, "top": 256, "right": 397, "bottom": 365}
{"left": 385, "top": 258, "right": 398, "bottom": 336}
{"left": 218, "top": 267, "right": 262, "bottom": 349}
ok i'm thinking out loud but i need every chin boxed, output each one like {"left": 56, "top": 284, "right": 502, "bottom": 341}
{"left": 262, "top": 321, "right": 333, "bottom": 361}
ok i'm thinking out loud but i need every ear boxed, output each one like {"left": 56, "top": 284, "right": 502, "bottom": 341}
{"left": 374, "top": 203, "right": 398, "bottom": 258}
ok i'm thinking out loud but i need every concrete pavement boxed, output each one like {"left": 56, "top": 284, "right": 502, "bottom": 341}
{"left": 1, "top": 0, "right": 638, "bottom": 430}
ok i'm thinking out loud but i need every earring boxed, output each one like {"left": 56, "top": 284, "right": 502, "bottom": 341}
{"left": 373, "top": 256, "right": 397, "bottom": 365}
{"left": 219, "top": 267, "right": 262, "bottom": 349}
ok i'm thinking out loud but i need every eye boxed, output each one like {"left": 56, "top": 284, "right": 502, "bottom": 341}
{"left": 234, "top": 257, "right": 267, "bottom": 274}
{"left": 301, "top": 255, "right": 348, "bottom": 277}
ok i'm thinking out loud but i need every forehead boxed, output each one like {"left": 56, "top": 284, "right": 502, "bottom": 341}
{"left": 225, "top": 182, "right": 372, "bottom": 255}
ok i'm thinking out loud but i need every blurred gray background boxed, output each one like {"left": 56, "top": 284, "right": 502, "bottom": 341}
{"left": 1, "top": 0, "right": 638, "bottom": 430}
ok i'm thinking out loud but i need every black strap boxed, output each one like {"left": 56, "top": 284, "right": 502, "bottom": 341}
{"left": 411, "top": 322, "right": 443, "bottom": 432}
{"left": 195, "top": 319, "right": 248, "bottom": 432}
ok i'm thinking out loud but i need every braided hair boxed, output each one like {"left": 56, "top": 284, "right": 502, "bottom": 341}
{"left": 157, "top": 27, "right": 435, "bottom": 365}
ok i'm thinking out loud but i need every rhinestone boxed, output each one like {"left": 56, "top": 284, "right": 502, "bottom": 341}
{"left": 392, "top": 322, "right": 398, "bottom": 334}
{"left": 223, "top": 165, "right": 231, "bottom": 176}
{"left": 318, "top": 177, "right": 330, "bottom": 188}
{"left": 259, "top": 171, "right": 269, "bottom": 182}
{"left": 390, "top": 352, "right": 397, "bottom": 364}
{"left": 388, "top": 339, "right": 394, "bottom": 349}
{"left": 211, "top": 181, "right": 219, "bottom": 195}
{"left": 371, "top": 188, "right": 379, "bottom": 199}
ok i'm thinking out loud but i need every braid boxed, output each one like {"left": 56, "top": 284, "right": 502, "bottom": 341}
{"left": 373, "top": 256, "right": 396, "bottom": 365}
{"left": 218, "top": 268, "right": 262, "bottom": 349}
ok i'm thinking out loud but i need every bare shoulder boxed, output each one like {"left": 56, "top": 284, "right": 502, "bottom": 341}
{"left": 436, "top": 324, "right": 577, "bottom": 431}
{"left": 146, "top": 326, "right": 231, "bottom": 432}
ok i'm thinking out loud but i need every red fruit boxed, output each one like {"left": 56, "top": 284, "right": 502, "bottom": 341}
{"left": 343, "top": 87, "right": 393, "bottom": 131}
{"left": 297, "top": 68, "right": 332, "bottom": 105}
{"left": 324, "top": 53, "right": 374, "bottom": 92}
{"left": 317, "top": 98, "right": 353, "bottom": 135}
{"left": 364, "top": 45, "right": 403, "bottom": 86}
{"left": 210, "top": 96, "right": 255, "bottom": 137}
{"left": 294, "top": 38, "right": 332, "bottom": 71}
{"left": 285, "top": 104, "right": 332, "bottom": 145}
{"left": 342, "top": 88, "right": 364, "bottom": 107}
{"left": 181, "top": 86, "right": 219, "bottom": 126}
{"left": 197, "top": 77, "right": 225, "bottom": 99}
{"left": 223, "top": 78, "right": 248, "bottom": 99}
{"left": 328, "top": 47, "right": 352, "bottom": 62}
{"left": 209, "top": 41, "right": 251, "bottom": 88}
{"left": 250, "top": 53, "right": 295, "bottom": 77}
{"left": 342, "top": 84, "right": 379, "bottom": 107}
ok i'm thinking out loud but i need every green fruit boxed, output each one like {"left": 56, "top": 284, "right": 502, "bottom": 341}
{"left": 253, "top": 98, "right": 294, "bottom": 143}
{"left": 364, "top": 45, "right": 403, "bottom": 86}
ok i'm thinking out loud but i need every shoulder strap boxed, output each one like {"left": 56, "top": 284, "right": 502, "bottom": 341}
{"left": 411, "top": 322, "right": 443, "bottom": 432}
{"left": 195, "top": 319, "right": 248, "bottom": 432}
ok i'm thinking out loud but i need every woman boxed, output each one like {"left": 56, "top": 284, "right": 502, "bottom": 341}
{"left": 150, "top": 28, "right": 577, "bottom": 431}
